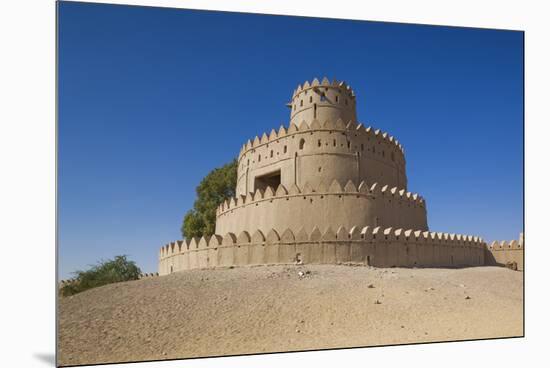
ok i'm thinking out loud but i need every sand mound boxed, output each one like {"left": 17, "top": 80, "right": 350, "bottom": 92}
{"left": 58, "top": 265, "right": 523, "bottom": 366}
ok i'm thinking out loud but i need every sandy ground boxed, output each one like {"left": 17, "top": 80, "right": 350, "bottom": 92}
{"left": 58, "top": 265, "right": 523, "bottom": 366}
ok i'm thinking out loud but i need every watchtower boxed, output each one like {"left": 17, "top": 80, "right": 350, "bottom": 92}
{"left": 289, "top": 77, "right": 357, "bottom": 126}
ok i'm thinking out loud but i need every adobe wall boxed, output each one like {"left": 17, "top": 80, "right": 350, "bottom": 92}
{"left": 485, "top": 233, "right": 524, "bottom": 271}
{"left": 158, "top": 226, "right": 486, "bottom": 275}
{"left": 289, "top": 78, "right": 357, "bottom": 127}
{"left": 236, "top": 120, "right": 407, "bottom": 196}
{"left": 215, "top": 180, "right": 427, "bottom": 236}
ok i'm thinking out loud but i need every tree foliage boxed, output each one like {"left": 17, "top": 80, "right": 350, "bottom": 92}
{"left": 181, "top": 159, "right": 237, "bottom": 238}
{"left": 60, "top": 255, "right": 141, "bottom": 296}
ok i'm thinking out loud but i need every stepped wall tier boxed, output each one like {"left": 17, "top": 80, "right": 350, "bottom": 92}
{"left": 216, "top": 180, "right": 427, "bottom": 236}
{"left": 236, "top": 121, "right": 407, "bottom": 197}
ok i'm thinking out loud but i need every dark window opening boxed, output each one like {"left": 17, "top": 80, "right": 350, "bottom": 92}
{"left": 320, "top": 93, "right": 326, "bottom": 102}
{"left": 270, "top": 150, "right": 273, "bottom": 158}
{"left": 318, "top": 139, "right": 321, "bottom": 147}
{"left": 299, "top": 138, "right": 305, "bottom": 150}
{"left": 336, "top": 95, "right": 339, "bottom": 102}
{"left": 333, "top": 139, "right": 336, "bottom": 147}
{"left": 300, "top": 100, "right": 303, "bottom": 107}
{"left": 309, "top": 96, "right": 312, "bottom": 103}
{"left": 254, "top": 170, "right": 281, "bottom": 192}
{"left": 283, "top": 145, "right": 287, "bottom": 153}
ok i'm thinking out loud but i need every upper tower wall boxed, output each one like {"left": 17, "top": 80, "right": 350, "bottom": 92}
{"left": 289, "top": 78, "right": 357, "bottom": 126}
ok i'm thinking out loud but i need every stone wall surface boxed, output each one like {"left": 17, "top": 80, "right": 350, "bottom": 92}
{"left": 159, "top": 226, "right": 486, "bottom": 275}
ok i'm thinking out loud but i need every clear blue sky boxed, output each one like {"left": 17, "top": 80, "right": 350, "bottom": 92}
{"left": 58, "top": 2, "right": 523, "bottom": 278}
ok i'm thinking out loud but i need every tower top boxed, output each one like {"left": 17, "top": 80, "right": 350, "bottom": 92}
{"left": 288, "top": 77, "right": 357, "bottom": 126}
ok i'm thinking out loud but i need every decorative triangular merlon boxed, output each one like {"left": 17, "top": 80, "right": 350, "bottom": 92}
{"left": 222, "top": 233, "right": 237, "bottom": 246}
{"left": 275, "top": 184, "right": 288, "bottom": 196}
{"left": 336, "top": 226, "right": 349, "bottom": 240}
{"left": 251, "top": 229, "right": 265, "bottom": 243}
{"left": 322, "top": 227, "right": 336, "bottom": 241}
{"left": 310, "top": 119, "right": 321, "bottom": 129}
{"left": 280, "top": 228, "right": 295, "bottom": 242}
{"left": 266, "top": 229, "right": 280, "bottom": 243}
{"left": 344, "top": 180, "right": 357, "bottom": 193}
{"left": 309, "top": 227, "right": 322, "bottom": 241}
{"left": 288, "top": 183, "right": 301, "bottom": 195}
{"left": 357, "top": 181, "right": 369, "bottom": 193}
{"left": 295, "top": 227, "right": 308, "bottom": 242}
{"left": 328, "top": 179, "right": 343, "bottom": 193}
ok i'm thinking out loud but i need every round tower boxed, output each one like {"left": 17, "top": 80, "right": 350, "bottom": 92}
{"left": 222, "top": 76, "right": 422, "bottom": 238}
{"left": 289, "top": 77, "right": 357, "bottom": 126}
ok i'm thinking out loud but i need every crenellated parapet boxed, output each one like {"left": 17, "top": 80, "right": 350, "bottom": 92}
{"left": 485, "top": 233, "right": 524, "bottom": 270}
{"left": 158, "top": 226, "right": 486, "bottom": 275}
{"left": 215, "top": 180, "right": 427, "bottom": 237}
{"left": 291, "top": 77, "right": 356, "bottom": 99}
{"left": 219, "top": 180, "right": 423, "bottom": 215}
{"left": 237, "top": 119, "right": 405, "bottom": 162}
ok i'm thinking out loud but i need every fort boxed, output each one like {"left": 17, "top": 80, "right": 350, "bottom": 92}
{"left": 158, "top": 77, "right": 523, "bottom": 274}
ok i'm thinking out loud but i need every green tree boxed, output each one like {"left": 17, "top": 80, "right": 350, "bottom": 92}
{"left": 60, "top": 255, "right": 141, "bottom": 296}
{"left": 181, "top": 159, "right": 237, "bottom": 238}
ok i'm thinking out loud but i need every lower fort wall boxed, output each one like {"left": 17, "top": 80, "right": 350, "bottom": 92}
{"left": 485, "top": 233, "right": 524, "bottom": 271}
{"left": 158, "top": 227, "right": 485, "bottom": 275}
{"left": 216, "top": 180, "right": 428, "bottom": 236}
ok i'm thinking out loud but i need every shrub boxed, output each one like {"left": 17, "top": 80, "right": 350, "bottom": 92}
{"left": 60, "top": 255, "right": 141, "bottom": 296}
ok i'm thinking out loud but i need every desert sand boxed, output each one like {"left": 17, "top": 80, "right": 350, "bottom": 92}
{"left": 58, "top": 265, "right": 523, "bottom": 366}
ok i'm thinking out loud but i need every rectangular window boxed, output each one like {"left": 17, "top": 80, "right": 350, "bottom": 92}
{"left": 254, "top": 170, "right": 281, "bottom": 192}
